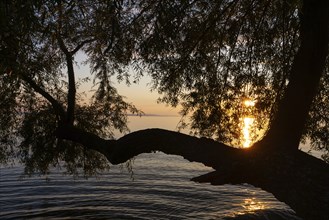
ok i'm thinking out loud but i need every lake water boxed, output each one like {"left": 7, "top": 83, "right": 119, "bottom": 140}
{"left": 1, "top": 152, "right": 302, "bottom": 220}
{"left": 0, "top": 116, "right": 306, "bottom": 219}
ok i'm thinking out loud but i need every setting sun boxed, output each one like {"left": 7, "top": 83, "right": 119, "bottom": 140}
{"left": 244, "top": 100, "right": 256, "bottom": 107}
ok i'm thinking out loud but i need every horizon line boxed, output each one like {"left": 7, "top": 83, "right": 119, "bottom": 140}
{"left": 128, "top": 113, "right": 180, "bottom": 117}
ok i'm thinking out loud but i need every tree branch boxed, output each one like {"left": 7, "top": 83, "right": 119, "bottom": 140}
{"left": 71, "top": 38, "right": 95, "bottom": 55}
{"left": 56, "top": 34, "right": 76, "bottom": 124}
{"left": 56, "top": 126, "right": 242, "bottom": 168}
{"left": 56, "top": 33, "right": 69, "bottom": 55}
{"left": 20, "top": 73, "right": 66, "bottom": 120}
{"left": 56, "top": 124, "right": 114, "bottom": 157}
{"left": 64, "top": 54, "right": 76, "bottom": 124}
{"left": 111, "top": 128, "right": 245, "bottom": 167}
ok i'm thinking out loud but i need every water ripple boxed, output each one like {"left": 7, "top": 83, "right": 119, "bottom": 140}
{"left": 0, "top": 152, "right": 300, "bottom": 219}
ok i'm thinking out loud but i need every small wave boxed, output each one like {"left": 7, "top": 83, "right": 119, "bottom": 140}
{"left": 223, "top": 209, "right": 303, "bottom": 220}
{"left": 0, "top": 152, "right": 301, "bottom": 220}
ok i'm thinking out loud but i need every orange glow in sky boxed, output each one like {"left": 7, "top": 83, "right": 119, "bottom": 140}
{"left": 75, "top": 52, "right": 179, "bottom": 116}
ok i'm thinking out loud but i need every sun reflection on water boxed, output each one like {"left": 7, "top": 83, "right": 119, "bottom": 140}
{"left": 242, "top": 117, "right": 255, "bottom": 148}
{"left": 232, "top": 197, "right": 272, "bottom": 219}
{"left": 242, "top": 198, "right": 266, "bottom": 211}
{"left": 241, "top": 99, "right": 256, "bottom": 148}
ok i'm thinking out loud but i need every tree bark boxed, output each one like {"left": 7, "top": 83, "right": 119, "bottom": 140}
{"left": 56, "top": 126, "right": 329, "bottom": 220}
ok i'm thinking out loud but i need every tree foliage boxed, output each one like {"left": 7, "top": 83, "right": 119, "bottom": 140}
{"left": 0, "top": 0, "right": 142, "bottom": 175}
{"left": 0, "top": 0, "right": 328, "bottom": 177}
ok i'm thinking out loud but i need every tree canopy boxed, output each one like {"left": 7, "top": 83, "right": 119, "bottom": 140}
{"left": 1, "top": 0, "right": 329, "bottom": 174}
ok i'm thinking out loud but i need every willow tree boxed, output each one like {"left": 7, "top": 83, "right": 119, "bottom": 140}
{"left": 1, "top": 0, "right": 329, "bottom": 219}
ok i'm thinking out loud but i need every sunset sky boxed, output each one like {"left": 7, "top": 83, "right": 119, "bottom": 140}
{"left": 75, "top": 52, "right": 179, "bottom": 116}
{"left": 74, "top": 53, "right": 257, "bottom": 147}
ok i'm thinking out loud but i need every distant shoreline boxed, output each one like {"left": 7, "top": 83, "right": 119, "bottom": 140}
{"left": 128, "top": 114, "right": 180, "bottom": 117}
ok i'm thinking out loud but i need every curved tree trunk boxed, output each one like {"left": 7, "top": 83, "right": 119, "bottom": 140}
{"left": 56, "top": 126, "right": 329, "bottom": 220}
{"left": 263, "top": 0, "right": 329, "bottom": 150}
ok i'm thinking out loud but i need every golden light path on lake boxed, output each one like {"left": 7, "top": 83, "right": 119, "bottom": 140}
{"left": 242, "top": 117, "right": 255, "bottom": 148}
{"left": 242, "top": 100, "right": 256, "bottom": 148}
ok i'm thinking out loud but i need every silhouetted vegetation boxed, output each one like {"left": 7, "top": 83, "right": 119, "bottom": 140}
{"left": 1, "top": 1, "right": 329, "bottom": 219}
